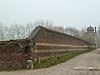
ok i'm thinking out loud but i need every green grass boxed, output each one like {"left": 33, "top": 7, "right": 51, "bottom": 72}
{"left": 33, "top": 50, "right": 92, "bottom": 69}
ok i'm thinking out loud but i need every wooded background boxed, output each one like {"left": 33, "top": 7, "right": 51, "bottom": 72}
{"left": 0, "top": 20, "right": 100, "bottom": 47}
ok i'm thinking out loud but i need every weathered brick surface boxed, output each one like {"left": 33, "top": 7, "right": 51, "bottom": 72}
{"left": 33, "top": 27, "right": 91, "bottom": 46}
{"left": 29, "top": 26, "right": 95, "bottom": 59}
{"left": 0, "top": 39, "right": 31, "bottom": 70}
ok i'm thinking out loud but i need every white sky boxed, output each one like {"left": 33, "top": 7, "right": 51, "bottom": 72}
{"left": 0, "top": 0, "right": 100, "bottom": 29}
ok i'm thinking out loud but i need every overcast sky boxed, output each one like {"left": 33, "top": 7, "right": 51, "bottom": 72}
{"left": 0, "top": 0, "right": 100, "bottom": 29}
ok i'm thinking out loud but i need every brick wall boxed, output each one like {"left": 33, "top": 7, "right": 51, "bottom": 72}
{"left": 28, "top": 26, "right": 95, "bottom": 60}
{"left": 0, "top": 39, "right": 31, "bottom": 70}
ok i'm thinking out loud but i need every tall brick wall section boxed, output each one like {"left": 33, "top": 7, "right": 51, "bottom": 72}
{"left": 34, "top": 28, "right": 87, "bottom": 45}
{"left": 28, "top": 26, "right": 95, "bottom": 60}
{"left": 0, "top": 39, "right": 31, "bottom": 70}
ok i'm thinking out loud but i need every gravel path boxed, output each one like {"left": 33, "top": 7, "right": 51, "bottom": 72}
{"left": 1, "top": 48, "right": 100, "bottom": 75}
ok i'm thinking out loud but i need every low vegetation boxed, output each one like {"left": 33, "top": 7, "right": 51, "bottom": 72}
{"left": 33, "top": 50, "right": 92, "bottom": 69}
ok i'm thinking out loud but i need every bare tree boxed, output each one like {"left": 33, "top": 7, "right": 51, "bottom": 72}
{"left": 65, "top": 27, "right": 81, "bottom": 38}
{"left": 34, "top": 20, "right": 45, "bottom": 26}
{"left": 20, "top": 25, "right": 27, "bottom": 39}
{"left": 79, "top": 27, "right": 88, "bottom": 41}
{"left": 14, "top": 24, "right": 29, "bottom": 39}
{"left": 53, "top": 26, "right": 64, "bottom": 32}
{"left": 14, "top": 24, "right": 21, "bottom": 39}
{"left": 34, "top": 20, "right": 53, "bottom": 27}
{"left": 64, "top": 27, "right": 70, "bottom": 34}
{"left": 26, "top": 22, "right": 37, "bottom": 36}
{"left": 45, "top": 20, "right": 53, "bottom": 28}
{"left": 6, "top": 25, "right": 16, "bottom": 39}
{"left": 72, "top": 28, "right": 80, "bottom": 38}
{"left": 0, "top": 23, "right": 6, "bottom": 40}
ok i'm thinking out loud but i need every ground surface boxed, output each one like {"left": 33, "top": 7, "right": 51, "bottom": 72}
{"left": 1, "top": 48, "right": 100, "bottom": 75}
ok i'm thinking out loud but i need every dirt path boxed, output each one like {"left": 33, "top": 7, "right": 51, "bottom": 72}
{"left": 1, "top": 48, "right": 100, "bottom": 75}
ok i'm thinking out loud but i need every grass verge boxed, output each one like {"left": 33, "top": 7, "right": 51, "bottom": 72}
{"left": 33, "top": 50, "right": 92, "bottom": 69}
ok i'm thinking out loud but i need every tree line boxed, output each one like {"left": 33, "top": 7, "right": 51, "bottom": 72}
{"left": 0, "top": 20, "right": 100, "bottom": 47}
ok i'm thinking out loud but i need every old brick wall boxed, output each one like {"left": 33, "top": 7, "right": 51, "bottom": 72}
{"left": 30, "top": 26, "right": 95, "bottom": 59}
{"left": 0, "top": 39, "right": 31, "bottom": 70}
{"left": 34, "top": 28, "right": 88, "bottom": 46}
